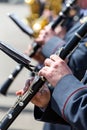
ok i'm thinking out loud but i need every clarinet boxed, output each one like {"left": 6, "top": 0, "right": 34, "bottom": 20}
{"left": 0, "top": 21, "right": 87, "bottom": 130}
{"left": 0, "top": 0, "right": 76, "bottom": 95}
{"left": 51, "top": 0, "right": 76, "bottom": 29}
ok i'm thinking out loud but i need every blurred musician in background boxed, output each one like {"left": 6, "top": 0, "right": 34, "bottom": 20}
{"left": 24, "top": 0, "right": 63, "bottom": 37}
{"left": 24, "top": 0, "right": 80, "bottom": 38}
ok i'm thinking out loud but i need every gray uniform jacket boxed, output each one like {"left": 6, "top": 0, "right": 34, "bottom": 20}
{"left": 34, "top": 75, "right": 87, "bottom": 130}
{"left": 34, "top": 20, "right": 87, "bottom": 130}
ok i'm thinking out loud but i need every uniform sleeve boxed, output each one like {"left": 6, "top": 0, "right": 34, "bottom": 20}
{"left": 68, "top": 35, "right": 87, "bottom": 80}
{"left": 52, "top": 74, "right": 87, "bottom": 130}
{"left": 34, "top": 74, "right": 87, "bottom": 130}
{"left": 34, "top": 103, "right": 68, "bottom": 125}
{"left": 41, "top": 36, "right": 65, "bottom": 58}
{"left": 34, "top": 86, "right": 68, "bottom": 125}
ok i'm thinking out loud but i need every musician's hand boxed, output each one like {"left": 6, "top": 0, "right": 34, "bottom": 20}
{"left": 31, "top": 84, "right": 51, "bottom": 108}
{"left": 16, "top": 78, "right": 34, "bottom": 95}
{"left": 35, "top": 24, "right": 66, "bottom": 45}
{"left": 39, "top": 54, "right": 72, "bottom": 87}
{"left": 35, "top": 25, "right": 56, "bottom": 45}
{"left": 16, "top": 79, "right": 51, "bottom": 108}
{"left": 24, "top": 43, "right": 45, "bottom": 64}
{"left": 32, "top": 48, "right": 45, "bottom": 64}
{"left": 55, "top": 25, "right": 67, "bottom": 39}
{"left": 24, "top": 44, "right": 33, "bottom": 56}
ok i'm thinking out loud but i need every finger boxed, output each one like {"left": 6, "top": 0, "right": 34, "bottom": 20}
{"left": 16, "top": 89, "right": 24, "bottom": 96}
{"left": 44, "top": 25, "right": 51, "bottom": 32}
{"left": 39, "top": 66, "right": 50, "bottom": 77}
{"left": 39, "top": 84, "right": 48, "bottom": 93}
{"left": 44, "top": 58, "right": 54, "bottom": 66}
{"left": 35, "top": 35, "right": 45, "bottom": 44}
{"left": 31, "top": 91, "right": 41, "bottom": 104}
{"left": 31, "top": 87, "right": 48, "bottom": 105}
{"left": 25, "top": 78, "right": 34, "bottom": 86}
{"left": 39, "top": 28, "right": 45, "bottom": 34}
{"left": 50, "top": 54, "right": 60, "bottom": 61}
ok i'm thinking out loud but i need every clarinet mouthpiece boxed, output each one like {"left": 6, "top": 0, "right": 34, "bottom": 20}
{"left": 8, "top": 13, "right": 34, "bottom": 37}
{"left": 0, "top": 41, "right": 32, "bottom": 70}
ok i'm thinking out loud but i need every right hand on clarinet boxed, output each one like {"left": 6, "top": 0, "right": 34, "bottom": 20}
{"left": 16, "top": 54, "right": 72, "bottom": 108}
{"left": 39, "top": 54, "right": 72, "bottom": 86}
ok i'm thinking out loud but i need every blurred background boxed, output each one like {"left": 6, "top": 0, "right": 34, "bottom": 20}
{"left": 0, "top": 1, "right": 44, "bottom": 130}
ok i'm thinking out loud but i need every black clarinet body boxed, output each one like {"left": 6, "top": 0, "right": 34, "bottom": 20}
{"left": 0, "top": 21, "right": 87, "bottom": 130}
{"left": 51, "top": 0, "right": 76, "bottom": 30}
{"left": 0, "top": 64, "right": 23, "bottom": 95}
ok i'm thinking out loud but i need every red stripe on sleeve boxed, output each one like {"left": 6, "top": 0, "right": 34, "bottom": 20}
{"left": 62, "top": 86, "right": 87, "bottom": 121}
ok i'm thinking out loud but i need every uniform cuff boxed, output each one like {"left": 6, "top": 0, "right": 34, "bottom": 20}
{"left": 51, "top": 74, "right": 84, "bottom": 116}
{"left": 41, "top": 36, "right": 65, "bottom": 58}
